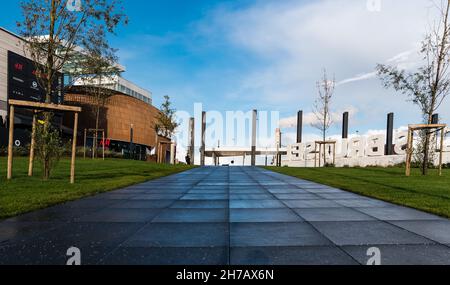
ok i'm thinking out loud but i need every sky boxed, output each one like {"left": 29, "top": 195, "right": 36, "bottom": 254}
{"left": 1, "top": 0, "right": 449, "bottom": 163}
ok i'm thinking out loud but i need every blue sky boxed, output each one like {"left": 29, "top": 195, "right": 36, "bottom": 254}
{"left": 2, "top": 0, "right": 449, "bottom": 152}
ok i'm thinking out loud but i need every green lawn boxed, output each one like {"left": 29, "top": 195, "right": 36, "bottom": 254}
{"left": 0, "top": 157, "right": 192, "bottom": 219}
{"left": 265, "top": 167, "right": 450, "bottom": 219}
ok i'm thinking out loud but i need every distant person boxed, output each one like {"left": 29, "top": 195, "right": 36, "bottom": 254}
{"left": 185, "top": 154, "right": 191, "bottom": 165}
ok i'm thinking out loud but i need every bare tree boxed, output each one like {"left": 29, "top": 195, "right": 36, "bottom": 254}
{"left": 312, "top": 69, "right": 335, "bottom": 142}
{"left": 17, "top": 0, "right": 127, "bottom": 179}
{"left": 377, "top": 0, "right": 450, "bottom": 175}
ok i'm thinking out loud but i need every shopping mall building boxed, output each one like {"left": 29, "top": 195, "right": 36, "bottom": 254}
{"left": 0, "top": 27, "right": 172, "bottom": 162}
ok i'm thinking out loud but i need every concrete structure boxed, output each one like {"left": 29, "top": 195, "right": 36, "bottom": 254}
{"left": 251, "top": 110, "right": 257, "bottom": 166}
{"left": 284, "top": 127, "right": 450, "bottom": 167}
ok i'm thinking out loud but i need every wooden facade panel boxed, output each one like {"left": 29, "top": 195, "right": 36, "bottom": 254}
{"left": 64, "top": 92, "right": 162, "bottom": 147}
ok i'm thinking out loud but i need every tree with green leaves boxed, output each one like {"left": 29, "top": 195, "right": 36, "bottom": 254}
{"left": 377, "top": 0, "right": 450, "bottom": 175}
{"left": 17, "top": 0, "right": 127, "bottom": 179}
{"left": 155, "top": 95, "right": 180, "bottom": 139}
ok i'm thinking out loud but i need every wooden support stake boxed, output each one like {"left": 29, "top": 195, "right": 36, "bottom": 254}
{"left": 28, "top": 112, "right": 37, "bottom": 177}
{"left": 7, "top": 105, "right": 15, "bottom": 180}
{"left": 83, "top": 129, "right": 87, "bottom": 159}
{"left": 102, "top": 131, "right": 105, "bottom": 161}
{"left": 70, "top": 112, "right": 79, "bottom": 184}
{"left": 406, "top": 129, "right": 413, "bottom": 177}
{"left": 439, "top": 128, "right": 445, "bottom": 176}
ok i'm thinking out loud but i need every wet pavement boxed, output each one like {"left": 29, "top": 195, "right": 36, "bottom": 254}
{"left": 1, "top": 167, "right": 450, "bottom": 265}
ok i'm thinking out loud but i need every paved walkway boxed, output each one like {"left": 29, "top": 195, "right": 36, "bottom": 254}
{"left": 1, "top": 167, "right": 450, "bottom": 265}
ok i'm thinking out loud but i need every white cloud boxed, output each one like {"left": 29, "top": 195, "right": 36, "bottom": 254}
{"left": 197, "top": 0, "right": 448, "bottom": 124}
{"left": 279, "top": 106, "right": 358, "bottom": 128}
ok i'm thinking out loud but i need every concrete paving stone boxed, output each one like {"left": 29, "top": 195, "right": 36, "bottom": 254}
{"left": 188, "top": 190, "right": 228, "bottom": 194}
{"left": 181, "top": 194, "right": 228, "bottom": 200}
{"left": 317, "top": 193, "right": 365, "bottom": 200}
{"left": 230, "top": 209, "right": 303, "bottom": 223}
{"left": 0, "top": 244, "right": 116, "bottom": 265}
{"left": 230, "top": 194, "right": 274, "bottom": 200}
{"left": 267, "top": 189, "right": 305, "bottom": 194}
{"left": 131, "top": 194, "right": 183, "bottom": 200}
{"left": 231, "top": 246, "right": 358, "bottom": 265}
{"left": 294, "top": 208, "right": 376, "bottom": 222}
{"left": 284, "top": 200, "right": 343, "bottom": 209}
{"left": 123, "top": 223, "right": 228, "bottom": 247}
{"left": 356, "top": 207, "right": 445, "bottom": 221}
{"left": 390, "top": 220, "right": 450, "bottom": 244}
{"left": 87, "top": 193, "right": 138, "bottom": 200}
{"left": 342, "top": 244, "right": 450, "bottom": 265}
{"left": 0, "top": 221, "right": 64, "bottom": 244}
{"left": 152, "top": 209, "right": 228, "bottom": 223}
{"left": 334, "top": 199, "right": 394, "bottom": 208}
{"left": 62, "top": 199, "right": 123, "bottom": 209}
{"left": 312, "top": 221, "right": 435, "bottom": 246}
{"left": 303, "top": 188, "right": 346, "bottom": 194}
{"left": 101, "top": 247, "right": 229, "bottom": 265}
{"left": 3, "top": 207, "right": 99, "bottom": 223}
{"left": 170, "top": 200, "right": 228, "bottom": 209}
{"left": 231, "top": 222, "right": 332, "bottom": 247}
{"left": 109, "top": 200, "right": 174, "bottom": 209}
{"left": 77, "top": 209, "right": 161, "bottom": 223}
{"left": 229, "top": 189, "right": 267, "bottom": 194}
{"left": 230, "top": 200, "right": 286, "bottom": 209}
{"left": 274, "top": 193, "right": 321, "bottom": 200}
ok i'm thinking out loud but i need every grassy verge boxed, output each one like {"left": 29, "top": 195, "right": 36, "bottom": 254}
{"left": 0, "top": 157, "right": 193, "bottom": 219}
{"left": 265, "top": 166, "right": 450, "bottom": 219}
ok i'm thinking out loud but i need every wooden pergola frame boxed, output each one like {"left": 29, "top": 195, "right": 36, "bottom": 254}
{"left": 83, "top": 128, "right": 106, "bottom": 160}
{"left": 314, "top": 141, "right": 337, "bottom": 167}
{"left": 7, "top": 99, "right": 82, "bottom": 184}
{"left": 405, "top": 124, "right": 447, "bottom": 177}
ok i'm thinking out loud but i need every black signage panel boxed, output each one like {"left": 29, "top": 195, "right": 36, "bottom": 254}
{"left": 7, "top": 51, "right": 64, "bottom": 104}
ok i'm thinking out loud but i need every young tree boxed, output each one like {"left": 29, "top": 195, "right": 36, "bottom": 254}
{"left": 377, "top": 0, "right": 450, "bottom": 175}
{"left": 17, "top": 0, "right": 127, "bottom": 179}
{"left": 312, "top": 69, "right": 335, "bottom": 142}
{"left": 76, "top": 41, "right": 121, "bottom": 159}
{"left": 155, "top": 95, "right": 179, "bottom": 139}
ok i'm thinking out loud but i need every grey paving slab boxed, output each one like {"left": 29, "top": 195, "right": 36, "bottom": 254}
{"left": 294, "top": 208, "right": 376, "bottom": 222}
{"left": 101, "top": 247, "right": 228, "bottom": 265}
{"left": 390, "top": 220, "right": 450, "bottom": 244}
{"left": 230, "top": 209, "right": 303, "bottom": 223}
{"left": 356, "top": 206, "right": 445, "bottom": 221}
{"left": 109, "top": 200, "right": 174, "bottom": 209}
{"left": 0, "top": 166, "right": 449, "bottom": 265}
{"left": 231, "top": 222, "right": 332, "bottom": 247}
{"left": 311, "top": 221, "right": 435, "bottom": 246}
{"left": 152, "top": 209, "right": 227, "bottom": 223}
{"left": 230, "top": 200, "right": 285, "bottom": 209}
{"left": 123, "top": 223, "right": 229, "bottom": 247}
{"left": 342, "top": 245, "right": 450, "bottom": 265}
{"left": 284, "top": 199, "right": 343, "bottom": 209}
{"left": 170, "top": 200, "right": 228, "bottom": 209}
{"left": 77, "top": 209, "right": 161, "bottom": 223}
{"left": 231, "top": 246, "right": 358, "bottom": 265}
